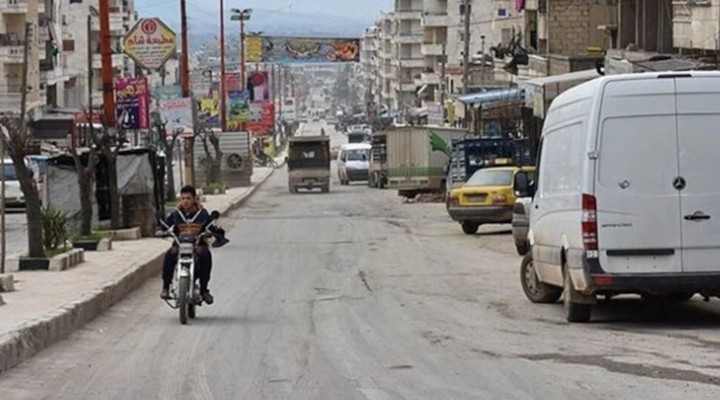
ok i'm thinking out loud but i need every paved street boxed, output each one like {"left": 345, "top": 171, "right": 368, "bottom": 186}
{"left": 1, "top": 123, "right": 720, "bottom": 399}
{"left": 1, "top": 212, "right": 27, "bottom": 258}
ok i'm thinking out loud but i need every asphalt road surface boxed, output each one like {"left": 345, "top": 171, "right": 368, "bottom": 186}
{"left": 1, "top": 211, "right": 27, "bottom": 258}
{"left": 2, "top": 122, "right": 720, "bottom": 399}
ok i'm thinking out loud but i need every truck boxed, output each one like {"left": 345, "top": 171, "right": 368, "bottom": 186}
{"left": 368, "top": 130, "right": 387, "bottom": 189}
{"left": 386, "top": 126, "right": 469, "bottom": 199}
{"left": 446, "top": 137, "right": 534, "bottom": 193}
{"left": 287, "top": 136, "right": 331, "bottom": 193}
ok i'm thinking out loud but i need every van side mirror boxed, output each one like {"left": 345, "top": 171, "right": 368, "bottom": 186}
{"left": 514, "top": 172, "right": 530, "bottom": 197}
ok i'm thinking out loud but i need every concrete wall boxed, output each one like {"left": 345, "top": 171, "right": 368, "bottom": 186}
{"left": 546, "top": 0, "right": 616, "bottom": 55}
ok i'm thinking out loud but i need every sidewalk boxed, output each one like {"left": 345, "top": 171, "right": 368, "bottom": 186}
{"left": 0, "top": 160, "right": 283, "bottom": 374}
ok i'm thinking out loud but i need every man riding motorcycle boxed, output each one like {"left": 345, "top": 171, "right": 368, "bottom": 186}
{"left": 157, "top": 185, "right": 227, "bottom": 304}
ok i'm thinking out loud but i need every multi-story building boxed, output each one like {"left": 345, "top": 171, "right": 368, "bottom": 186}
{"left": 0, "top": 0, "right": 45, "bottom": 113}
{"left": 361, "top": 25, "right": 380, "bottom": 109}
{"left": 378, "top": 12, "right": 396, "bottom": 112}
{"left": 393, "top": 0, "right": 424, "bottom": 116}
{"left": 61, "top": 0, "right": 134, "bottom": 109}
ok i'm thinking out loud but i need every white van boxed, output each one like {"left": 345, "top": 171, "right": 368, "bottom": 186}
{"left": 337, "top": 143, "right": 371, "bottom": 185}
{"left": 519, "top": 71, "right": 720, "bottom": 322}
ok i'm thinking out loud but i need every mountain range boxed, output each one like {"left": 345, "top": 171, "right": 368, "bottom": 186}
{"left": 141, "top": 6, "right": 374, "bottom": 47}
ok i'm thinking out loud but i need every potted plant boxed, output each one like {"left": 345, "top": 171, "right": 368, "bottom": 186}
{"left": 72, "top": 231, "right": 104, "bottom": 251}
{"left": 19, "top": 206, "right": 68, "bottom": 270}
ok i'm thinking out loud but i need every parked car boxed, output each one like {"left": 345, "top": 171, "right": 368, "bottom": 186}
{"left": 337, "top": 143, "right": 371, "bottom": 185}
{"left": 1, "top": 158, "right": 25, "bottom": 208}
{"left": 519, "top": 71, "right": 720, "bottom": 323}
{"left": 512, "top": 197, "right": 532, "bottom": 255}
{"left": 446, "top": 166, "right": 535, "bottom": 234}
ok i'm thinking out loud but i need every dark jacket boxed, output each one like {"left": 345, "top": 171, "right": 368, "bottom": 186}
{"left": 161, "top": 202, "right": 219, "bottom": 246}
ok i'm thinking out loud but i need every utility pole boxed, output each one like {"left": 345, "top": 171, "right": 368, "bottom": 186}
{"left": 1, "top": 136, "right": 5, "bottom": 274}
{"left": 179, "top": 0, "right": 193, "bottom": 185}
{"left": 180, "top": 0, "right": 190, "bottom": 97}
{"left": 480, "top": 35, "right": 486, "bottom": 87}
{"left": 462, "top": 0, "right": 471, "bottom": 95}
{"left": 440, "top": 42, "right": 447, "bottom": 114}
{"left": 99, "top": 0, "right": 115, "bottom": 126}
{"left": 87, "top": 15, "right": 93, "bottom": 141}
{"left": 220, "top": 0, "right": 227, "bottom": 132}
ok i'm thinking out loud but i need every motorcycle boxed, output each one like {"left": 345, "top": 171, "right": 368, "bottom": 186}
{"left": 157, "top": 210, "right": 228, "bottom": 324}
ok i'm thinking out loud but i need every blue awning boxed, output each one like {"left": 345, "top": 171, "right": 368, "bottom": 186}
{"left": 457, "top": 88, "right": 523, "bottom": 105}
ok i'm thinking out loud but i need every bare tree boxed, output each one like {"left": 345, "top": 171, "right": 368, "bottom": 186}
{"left": 70, "top": 113, "right": 100, "bottom": 236}
{"left": 90, "top": 125, "right": 127, "bottom": 230}
{"left": 152, "top": 118, "right": 182, "bottom": 201}
{"left": 0, "top": 22, "right": 43, "bottom": 258}
{"left": 195, "top": 126, "right": 223, "bottom": 187}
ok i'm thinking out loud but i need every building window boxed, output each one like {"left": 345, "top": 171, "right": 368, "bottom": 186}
{"left": 63, "top": 40, "right": 75, "bottom": 52}
{"left": 69, "top": 0, "right": 82, "bottom": 3}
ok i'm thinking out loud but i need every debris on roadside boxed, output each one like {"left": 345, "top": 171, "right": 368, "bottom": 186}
{"left": 411, "top": 193, "right": 445, "bottom": 204}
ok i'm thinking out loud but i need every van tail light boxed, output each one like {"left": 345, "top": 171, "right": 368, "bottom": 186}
{"left": 492, "top": 194, "right": 507, "bottom": 205}
{"left": 582, "top": 194, "right": 599, "bottom": 255}
{"left": 447, "top": 195, "right": 459, "bottom": 207}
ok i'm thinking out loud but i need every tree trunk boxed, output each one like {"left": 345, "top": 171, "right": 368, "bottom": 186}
{"left": 165, "top": 144, "right": 175, "bottom": 201}
{"left": 107, "top": 154, "right": 121, "bottom": 229}
{"left": 11, "top": 155, "right": 43, "bottom": 257}
{"left": 78, "top": 169, "right": 94, "bottom": 235}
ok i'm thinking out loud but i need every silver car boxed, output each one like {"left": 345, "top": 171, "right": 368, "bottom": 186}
{"left": 511, "top": 197, "right": 531, "bottom": 255}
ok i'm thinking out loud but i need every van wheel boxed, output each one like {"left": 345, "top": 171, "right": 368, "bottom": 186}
{"left": 520, "top": 253, "right": 562, "bottom": 304}
{"left": 563, "top": 270, "right": 592, "bottom": 323}
{"left": 461, "top": 222, "right": 480, "bottom": 235}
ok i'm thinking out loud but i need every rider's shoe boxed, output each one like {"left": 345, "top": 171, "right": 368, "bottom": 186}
{"left": 160, "top": 288, "right": 170, "bottom": 299}
{"left": 202, "top": 291, "right": 214, "bottom": 305}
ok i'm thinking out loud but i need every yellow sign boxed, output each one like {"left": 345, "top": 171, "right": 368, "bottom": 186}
{"left": 246, "top": 36, "right": 263, "bottom": 63}
{"left": 123, "top": 18, "right": 177, "bottom": 71}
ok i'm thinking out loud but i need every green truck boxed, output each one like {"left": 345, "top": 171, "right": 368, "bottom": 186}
{"left": 386, "top": 126, "right": 469, "bottom": 199}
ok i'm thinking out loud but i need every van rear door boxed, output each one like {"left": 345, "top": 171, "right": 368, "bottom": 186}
{"left": 595, "top": 78, "right": 682, "bottom": 274}
{"left": 675, "top": 76, "right": 720, "bottom": 273}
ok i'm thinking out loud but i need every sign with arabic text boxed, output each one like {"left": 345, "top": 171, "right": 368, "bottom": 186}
{"left": 257, "top": 36, "right": 360, "bottom": 64}
{"left": 247, "top": 71, "right": 271, "bottom": 103}
{"left": 159, "top": 97, "right": 193, "bottom": 137}
{"left": 115, "top": 77, "right": 149, "bottom": 129}
{"left": 227, "top": 90, "right": 250, "bottom": 125}
{"left": 123, "top": 18, "right": 177, "bottom": 70}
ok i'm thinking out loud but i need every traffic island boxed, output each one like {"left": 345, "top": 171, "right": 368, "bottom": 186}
{"left": 0, "top": 274, "right": 15, "bottom": 292}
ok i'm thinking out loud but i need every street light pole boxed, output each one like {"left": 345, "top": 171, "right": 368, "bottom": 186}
{"left": 220, "top": 0, "right": 227, "bottom": 132}
{"left": 1, "top": 139, "right": 5, "bottom": 274}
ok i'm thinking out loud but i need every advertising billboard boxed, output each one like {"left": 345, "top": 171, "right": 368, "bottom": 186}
{"left": 253, "top": 36, "right": 360, "bottom": 64}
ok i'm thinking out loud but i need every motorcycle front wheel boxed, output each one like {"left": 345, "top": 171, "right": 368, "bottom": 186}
{"left": 178, "top": 276, "right": 189, "bottom": 324}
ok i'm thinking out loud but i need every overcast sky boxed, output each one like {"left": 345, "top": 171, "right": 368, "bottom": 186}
{"left": 136, "top": 0, "right": 392, "bottom": 25}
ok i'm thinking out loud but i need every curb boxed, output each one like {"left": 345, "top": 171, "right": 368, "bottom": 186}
{"left": 0, "top": 168, "right": 278, "bottom": 375}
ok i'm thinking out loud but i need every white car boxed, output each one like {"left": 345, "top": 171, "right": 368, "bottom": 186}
{"left": 1, "top": 158, "right": 25, "bottom": 207}
{"left": 337, "top": 143, "right": 371, "bottom": 185}
{"left": 520, "top": 71, "right": 720, "bottom": 323}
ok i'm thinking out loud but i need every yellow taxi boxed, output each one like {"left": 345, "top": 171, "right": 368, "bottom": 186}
{"left": 446, "top": 166, "right": 535, "bottom": 234}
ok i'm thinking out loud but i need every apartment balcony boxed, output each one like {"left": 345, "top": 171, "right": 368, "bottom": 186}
{"left": 92, "top": 53, "right": 125, "bottom": 69}
{"left": 422, "top": 13, "right": 448, "bottom": 27}
{"left": 0, "top": 0, "right": 45, "bottom": 15}
{"left": 398, "top": 81, "right": 417, "bottom": 92}
{"left": 395, "top": 10, "right": 422, "bottom": 21}
{"left": 0, "top": 86, "right": 43, "bottom": 112}
{"left": 394, "top": 33, "right": 423, "bottom": 44}
{"left": 0, "top": 41, "right": 23, "bottom": 64}
{"left": 421, "top": 71, "right": 441, "bottom": 85}
{"left": 91, "top": 12, "right": 126, "bottom": 33}
{"left": 393, "top": 57, "right": 425, "bottom": 68}
{"left": 421, "top": 43, "right": 444, "bottom": 56}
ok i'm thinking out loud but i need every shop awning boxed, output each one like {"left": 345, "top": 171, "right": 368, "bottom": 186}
{"left": 457, "top": 88, "right": 523, "bottom": 106}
